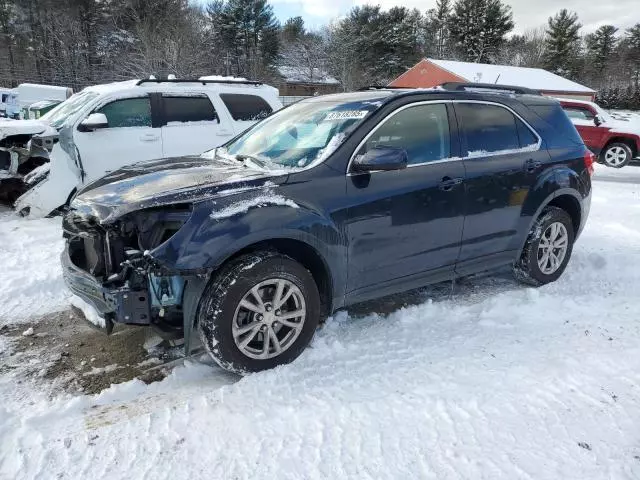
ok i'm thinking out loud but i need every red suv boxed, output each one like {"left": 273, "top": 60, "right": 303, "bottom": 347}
{"left": 560, "top": 99, "right": 640, "bottom": 168}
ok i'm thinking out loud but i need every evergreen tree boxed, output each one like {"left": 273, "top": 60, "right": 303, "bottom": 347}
{"left": 586, "top": 25, "right": 618, "bottom": 74}
{"left": 282, "top": 16, "right": 305, "bottom": 43}
{"left": 431, "top": 0, "right": 451, "bottom": 59}
{"left": 448, "top": 0, "right": 514, "bottom": 63}
{"left": 543, "top": 9, "right": 582, "bottom": 78}
{"left": 626, "top": 23, "right": 640, "bottom": 88}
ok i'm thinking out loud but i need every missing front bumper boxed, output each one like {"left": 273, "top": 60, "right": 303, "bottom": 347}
{"left": 61, "top": 249, "right": 152, "bottom": 329}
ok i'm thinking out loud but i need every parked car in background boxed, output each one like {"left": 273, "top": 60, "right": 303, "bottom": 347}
{"left": 0, "top": 118, "right": 57, "bottom": 203}
{"left": 22, "top": 99, "right": 63, "bottom": 120}
{"left": 15, "top": 77, "right": 282, "bottom": 217}
{"left": 62, "top": 83, "right": 592, "bottom": 374}
{"left": 559, "top": 99, "right": 640, "bottom": 168}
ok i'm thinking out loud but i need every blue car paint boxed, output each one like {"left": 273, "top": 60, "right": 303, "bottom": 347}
{"left": 62, "top": 89, "right": 592, "bottom": 331}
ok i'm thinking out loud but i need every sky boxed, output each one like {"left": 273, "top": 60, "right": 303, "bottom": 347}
{"left": 266, "top": 0, "right": 637, "bottom": 34}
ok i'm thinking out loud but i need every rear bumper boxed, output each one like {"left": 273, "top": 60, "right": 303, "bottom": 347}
{"left": 61, "top": 247, "right": 152, "bottom": 327}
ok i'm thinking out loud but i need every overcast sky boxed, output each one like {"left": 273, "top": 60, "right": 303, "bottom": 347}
{"left": 268, "top": 0, "right": 638, "bottom": 34}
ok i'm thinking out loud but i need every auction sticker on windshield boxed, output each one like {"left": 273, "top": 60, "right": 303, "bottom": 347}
{"left": 324, "top": 111, "right": 369, "bottom": 121}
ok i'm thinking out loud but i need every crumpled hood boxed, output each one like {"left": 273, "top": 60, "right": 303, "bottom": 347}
{"left": 0, "top": 118, "right": 51, "bottom": 140}
{"left": 70, "top": 155, "right": 285, "bottom": 223}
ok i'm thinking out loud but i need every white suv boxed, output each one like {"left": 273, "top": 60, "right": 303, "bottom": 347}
{"left": 15, "top": 77, "right": 282, "bottom": 217}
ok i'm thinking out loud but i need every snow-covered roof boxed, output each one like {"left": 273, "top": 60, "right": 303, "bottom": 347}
{"left": 278, "top": 66, "right": 340, "bottom": 85}
{"left": 428, "top": 58, "right": 595, "bottom": 94}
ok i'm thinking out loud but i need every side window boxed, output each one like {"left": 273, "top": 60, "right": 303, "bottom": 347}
{"left": 361, "top": 103, "right": 450, "bottom": 165}
{"left": 96, "top": 97, "right": 152, "bottom": 128}
{"left": 1, "top": 94, "right": 7, "bottom": 102}
{"left": 515, "top": 118, "right": 539, "bottom": 149}
{"left": 562, "top": 106, "right": 595, "bottom": 121}
{"left": 456, "top": 103, "right": 519, "bottom": 156}
{"left": 220, "top": 94, "right": 273, "bottom": 121}
{"left": 163, "top": 95, "right": 217, "bottom": 124}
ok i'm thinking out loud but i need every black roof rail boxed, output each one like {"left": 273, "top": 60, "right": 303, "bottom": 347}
{"left": 439, "top": 82, "right": 541, "bottom": 95}
{"left": 136, "top": 78, "right": 263, "bottom": 86}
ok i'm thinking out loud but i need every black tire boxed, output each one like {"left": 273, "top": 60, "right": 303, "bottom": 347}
{"left": 198, "top": 252, "right": 321, "bottom": 374}
{"left": 514, "top": 207, "right": 575, "bottom": 286}
{"left": 601, "top": 142, "right": 633, "bottom": 168}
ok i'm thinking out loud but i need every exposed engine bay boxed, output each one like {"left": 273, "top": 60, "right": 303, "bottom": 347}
{"left": 0, "top": 119, "right": 57, "bottom": 203}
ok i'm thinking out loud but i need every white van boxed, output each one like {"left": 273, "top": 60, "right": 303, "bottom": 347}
{"left": 16, "top": 83, "right": 73, "bottom": 108}
{"left": 15, "top": 77, "right": 282, "bottom": 217}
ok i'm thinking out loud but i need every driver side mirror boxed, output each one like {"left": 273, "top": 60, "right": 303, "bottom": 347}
{"left": 78, "top": 112, "right": 108, "bottom": 132}
{"left": 352, "top": 146, "right": 408, "bottom": 173}
{"left": 594, "top": 114, "right": 604, "bottom": 127}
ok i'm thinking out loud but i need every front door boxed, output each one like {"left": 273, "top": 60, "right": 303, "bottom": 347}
{"left": 345, "top": 102, "right": 466, "bottom": 299}
{"left": 453, "top": 102, "right": 548, "bottom": 270}
{"left": 73, "top": 95, "right": 163, "bottom": 182}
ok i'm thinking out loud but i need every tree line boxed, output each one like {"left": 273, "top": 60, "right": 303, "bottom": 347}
{"left": 0, "top": 0, "right": 639, "bottom": 109}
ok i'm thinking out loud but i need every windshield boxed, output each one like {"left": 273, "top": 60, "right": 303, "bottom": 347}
{"left": 222, "top": 100, "right": 379, "bottom": 169}
{"left": 41, "top": 90, "right": 99, "bottom": 128}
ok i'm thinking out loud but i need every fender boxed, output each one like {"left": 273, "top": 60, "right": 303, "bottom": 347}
{"left": 515, "top": 164, "right": 590, "bottom": 255}
{"left": 151, "top": 196, "right": 348, "bottom": 304}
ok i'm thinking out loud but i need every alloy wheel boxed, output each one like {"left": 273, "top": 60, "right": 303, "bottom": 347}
{"left": 232, "top": 278, "right": 307, "bottom": 360}
{"left": 537, "top": 222, "right": 569, "bottom": 275}
{"left": 604, "top": 146, "right": 628, "bottom": 167}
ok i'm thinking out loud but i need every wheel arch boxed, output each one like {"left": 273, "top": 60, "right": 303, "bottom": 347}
{"left": 603, "top": 137, "right": 637, "bottom": 157}
{"left": 213, "top": 237, "right": 335, "bottom": 319}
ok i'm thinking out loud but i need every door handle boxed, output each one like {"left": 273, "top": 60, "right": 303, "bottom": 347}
{"left": 140, "top": 134, "right": 159, "bottom": 142}
{"left": 524, "top": 158, "right": 542, "bottom": 173}
{"left": 438, "top": 176, "right": 463, "bottom": 191}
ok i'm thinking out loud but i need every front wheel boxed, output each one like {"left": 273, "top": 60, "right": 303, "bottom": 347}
{"left": 601, "top": 143, "right": 633, "bottom": 168}
{"left": 514, "top": 207, "right": 575, "bottom": 286}
{"left": 198, "top": 252, "right": 321, "bottom": 374}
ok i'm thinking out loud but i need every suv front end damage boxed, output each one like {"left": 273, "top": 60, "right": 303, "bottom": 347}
{"left": 62, "top": 205, "right": 195, "bottom": 338}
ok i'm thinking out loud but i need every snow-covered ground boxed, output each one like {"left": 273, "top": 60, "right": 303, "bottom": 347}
{"left": 2, "top": 168, "right": 640, "bottom": 479}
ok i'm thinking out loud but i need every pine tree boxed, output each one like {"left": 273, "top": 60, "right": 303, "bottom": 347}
{"left": 432, "top": 0, "right": 451, "bottom": 59}
{"left": 586, "top": 25, "right": 618, "bottom": 74}
{"left": 543, "top": 9, "right": 582, "bottom": 78}
{"left": 626, "top": 23, "right": 640, "bottom": 88}
{"left": 448, "top": 0, "right": 514, "bottom": 63}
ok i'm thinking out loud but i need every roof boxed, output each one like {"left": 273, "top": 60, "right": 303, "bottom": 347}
{"left": 278, "top": 66, "right": 340, "bottom": 85}
{"left": 427, "top": 59, "right": 595, "bottom": 94}
{"left": 83, "top": 78, "right": 278, "bottom": 96}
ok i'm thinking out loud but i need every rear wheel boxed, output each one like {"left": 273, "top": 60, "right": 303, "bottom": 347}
{"left": 514, "top": 207, "right": 575, "bottom": 286}
{"left": 601, "top": 142, "right": 632, "bottom": 168}
{"left": 198, "top": 252, "right": 321, "bottom": 374}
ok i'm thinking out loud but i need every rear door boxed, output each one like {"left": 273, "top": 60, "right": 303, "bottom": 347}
{"left": 159, "top": 94, "right": 230, "bottom": 157}
{"left": 454, "top": 101, "right": 546, "bottom": 271}
{"left": 345, "top": 102, "right": 466, "bottom": 298}
{"left": 73, "top": 95, "right": 162, "bottom": 181}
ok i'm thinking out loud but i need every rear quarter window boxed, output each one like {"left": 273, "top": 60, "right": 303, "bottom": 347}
{"left": 527, "top": 103, "right": 584, "bottom": 146}
{"left": 220, "top": 93, "right": 273, "bottom": 121}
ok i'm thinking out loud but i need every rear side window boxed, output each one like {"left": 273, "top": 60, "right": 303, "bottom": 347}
{"left": 96, "top": 97, "right": 152, "bottom": 128}
{"left": 562, "top": 106, "right": 595, "bottom": 121}
{"left": 220, "top": 94, "right": 273, "bottom": 121}
{"left": 362, "top": 103, "right": 450, "bottom": 165}
{"left": 1, "top": 94, "right": 7, "bottom": 102}
{"left": 163, "top": 96, "right": 217, "bottom": 124}
{"left": 516, "top": 118, "right": 539, "bottom": 148}
{"left": 456, "top": 103, "right": 520, "bottom": 156}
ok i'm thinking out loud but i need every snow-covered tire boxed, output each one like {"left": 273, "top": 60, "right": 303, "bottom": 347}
{"left": 514, "top": 207, "right": 575, "bottom": 286}
{"left": 601, "top": 142, "right": 633, "bottom": 168}
{"left": 198, "top": 252, "right": 321, "bottom": 374}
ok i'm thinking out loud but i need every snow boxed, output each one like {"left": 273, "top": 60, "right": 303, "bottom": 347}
{"left": 70, "top": 295, "right": 106, "bottom": 329}
{"left": 0, "top": 208, "right": 68, "bottom": 325}
{"left": 429, "top": 58, "right": 595, "bottom": 93}
{"left": 278, "top": 66, "right": 340, "bottom": 85}
{"left": 210, "top": 194, "right": 299, "bottom": 219}
{"left": 467, "top": 144, "right": 538, "bottom": 158}
{"left": 2, "top": 170, "right": 640, "bottom": 478}
{"left": 0, "top": 118, "right": 48, "bottom": 140}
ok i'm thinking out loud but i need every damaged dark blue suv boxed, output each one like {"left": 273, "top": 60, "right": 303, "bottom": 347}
{"left": 62, "top": 83, "right": 593, "bottom": 373}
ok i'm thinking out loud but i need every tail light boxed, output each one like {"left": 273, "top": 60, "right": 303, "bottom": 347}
{"left": 584, "top": 150, "right": 595, "bottom": 176}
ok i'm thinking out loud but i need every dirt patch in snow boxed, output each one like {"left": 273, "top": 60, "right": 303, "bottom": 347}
{"left": 0, "top": 308, "right": 181, "bottom": 394}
